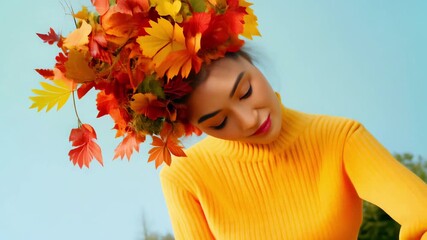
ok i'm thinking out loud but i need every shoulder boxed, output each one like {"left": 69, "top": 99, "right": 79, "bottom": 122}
{"left": 289, "top": 108, "right": 365, "bottom": 144}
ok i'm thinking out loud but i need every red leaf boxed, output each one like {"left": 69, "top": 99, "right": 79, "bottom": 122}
{"left": 164, "top": 77, "right": 193, "bottom": 100}
{"left": 68, "top": 124, "right": 103, "bottom": 168}
{"left": 77, "top": 82, "right": 95, "bottom": 99}
{"left": 35, "top": 69, "right": 55, "bottom": 80}
{"left": 36, "top": 28, "right": 60, "bottom": 45}
{"left": 113, "top": 132, "right": 146, "bottom": 160}
{"left": 184, "top": 12, "right": 211, "bottom": 36}
{"left": 55, "top": 52, "right": 68, "bottom": 72}
{"left": 96, "top": 91, "right": 131, "bottom": 137}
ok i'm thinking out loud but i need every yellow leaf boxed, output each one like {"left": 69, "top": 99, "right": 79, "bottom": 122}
{"left": 240, "top": 0, "right": 261, "bottom": 39}
{"left": 65, "top": 49, "right": 97, "bottom": 83}
{"left": 155, "top": 0, "right": 183, "bottom": 23}
{"left": 63, "top": 21, "right": 92, "bottom": 49}
{"left": 29, "top": 79, "right": 74, "bottom": 112}
{"left": 136, "top": 18, "right": 185, "bottom": 67}
{"left": 73, "top": 6, "right": 90, "bottom": 20}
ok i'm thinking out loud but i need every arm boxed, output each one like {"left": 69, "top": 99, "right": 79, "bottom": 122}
{"left": 160, "top": 175, "right": 214, "bottom": 240}
{"left": 343, "top": 123, "right": 427, "bottom": 240}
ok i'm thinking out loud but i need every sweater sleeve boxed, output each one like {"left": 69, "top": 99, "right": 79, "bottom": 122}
{"left": 160, "top": 174, "right": 214, "bottom": 240}
{"left": 343, "top": 123, "right": 427, "bottom": 240}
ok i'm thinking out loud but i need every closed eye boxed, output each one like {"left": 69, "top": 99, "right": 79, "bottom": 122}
{"left": 212, "top": 117, "right": 227, "bottom": 130}
{"left": 240, "top": 85, "right": 252, "bottom": 100}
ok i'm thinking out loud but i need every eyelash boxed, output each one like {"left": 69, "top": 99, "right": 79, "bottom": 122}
{"left": 212, "top": 84, "right": 252, "bottom": 130}
{"left": 240, "top": 85, "right": 252, "bottom": 100}
{"left": 213, "top": 117, "right": 227, "bottom": 130}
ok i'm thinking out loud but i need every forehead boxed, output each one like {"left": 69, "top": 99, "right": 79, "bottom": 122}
{"left": 186, "top": 57, "right": 248, "bottom": 118}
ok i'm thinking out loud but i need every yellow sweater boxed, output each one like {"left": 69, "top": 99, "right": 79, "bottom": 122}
{"left": 160, "top": 105, "right": 427, "bottom": 239}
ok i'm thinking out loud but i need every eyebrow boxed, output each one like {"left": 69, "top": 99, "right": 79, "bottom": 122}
{"left": 229, "top": 71, "right": 245, "bottom": 98}
{"left": 197, "top": 71, "right": 245, "bottom": 124}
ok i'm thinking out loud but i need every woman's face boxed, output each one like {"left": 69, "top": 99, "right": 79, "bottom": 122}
{"left": 186, "top": 55, "right": 282, "bottom": 144}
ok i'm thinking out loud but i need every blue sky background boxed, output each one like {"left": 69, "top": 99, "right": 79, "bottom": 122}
{"left": 1, "top": 0, "right": 426, "bottom": 239}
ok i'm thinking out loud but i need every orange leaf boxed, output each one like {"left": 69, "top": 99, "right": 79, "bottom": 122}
{"left": 114, "top": 132, "right": 146, "bottom": 160}
{"left": 68, "top": 124, "right": 103, "bottom": 168}
{"left": 156, "top": 33, "right": 202, "bottom": 79}
{"left": 63, "top": 21, "right": 92, "bottom": 50}
{"left": 148, "top": 135, "right": 186, "bottom": 168}
{"left": 91, "top": 0, "right": 110, "bottom": 15}
{"left": 64, "top": 49, "right": 96, "bottom": 83}
{"left": 130, "top": 93, "right": 166, "bottom": 120}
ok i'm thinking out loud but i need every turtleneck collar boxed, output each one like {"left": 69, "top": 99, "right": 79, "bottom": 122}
{"left": 202, "top": 104, "right": 315, "bottom": 162}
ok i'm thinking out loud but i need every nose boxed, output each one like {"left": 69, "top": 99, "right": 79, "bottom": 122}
{"left": 233, "top": 106, "right": 258, "bottom": 131}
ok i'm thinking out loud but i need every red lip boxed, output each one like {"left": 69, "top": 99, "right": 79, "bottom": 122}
{"left": 252, "top": 114, "right": 271, "bottom": 136}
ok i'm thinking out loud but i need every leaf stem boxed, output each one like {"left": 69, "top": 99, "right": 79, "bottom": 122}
{"left": 72, "top": 91, "right": 83, "bottom": 127}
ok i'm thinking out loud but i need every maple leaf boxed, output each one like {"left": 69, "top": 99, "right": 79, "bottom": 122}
{"left": 148, "top": 135, "right": 186, "bottom": 168}
{"left": 136, "top": 18, "right": 186, "bottom": 67}
{"left": 35, "top": 69, "right": 55, "bottom": 80}
{"left": 64, "top": 49, "right": 97, "bottom": 83}
{"left": 91, "top": 0, "right": 110, "bottom": 15}
{"left": 164, "top": 77, "right": 192, "bottom": 100}
{"left": 69, "top": 124, "right": 103, "bottom": 168}
{"left": 63, "top": 21, "right": 92, "bottom": 50}
{"left": 222, "top": 4, "right": 246, "bottom": 35}
{"left": 113, "top": 132, "right": 146, "bottom": 160}
{"left": 156, "top": 33, "right": 202, "bottom": 79}
{"left": 36, "top": 28, "right": 60, "bottom": 45}
{"left": 29, "top": 79, "right": 74, "bottom": 112}
{"left": 239, "top": 0, "right": 260, "bottom": 39}
{"left": 130, "top": 93, "right": 166, "bottom": 120}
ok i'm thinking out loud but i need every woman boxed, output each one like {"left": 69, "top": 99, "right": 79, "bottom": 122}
{"left": 31, "top": 0, "right": 427, "bottom": 238}
{"left": 160, "top": 51, "right": 427, "bottom": 239}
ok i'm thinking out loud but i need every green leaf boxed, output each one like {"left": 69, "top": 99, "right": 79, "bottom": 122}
{"left": 188, "top": 0, "right": 206, "bottom": 12}
{"left": 137, "top": 75, "right": 165, "bottom": 99}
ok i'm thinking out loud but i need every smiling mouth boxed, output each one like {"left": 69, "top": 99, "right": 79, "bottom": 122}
{"left": 252, "top": 114, "right": 271, "bottom": 136}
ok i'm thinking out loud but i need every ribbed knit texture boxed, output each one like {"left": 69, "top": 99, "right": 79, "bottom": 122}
{"left": 160, "top": 105, "right": 427, "bottom": 240}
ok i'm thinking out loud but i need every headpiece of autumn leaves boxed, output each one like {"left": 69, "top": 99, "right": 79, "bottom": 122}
{"left": 30, "top": 0, "right": 260, "bottom": 168}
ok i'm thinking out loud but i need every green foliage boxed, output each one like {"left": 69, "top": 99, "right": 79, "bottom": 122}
{"left": 358, "top": 153, "right": 427, "bottom": 240}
